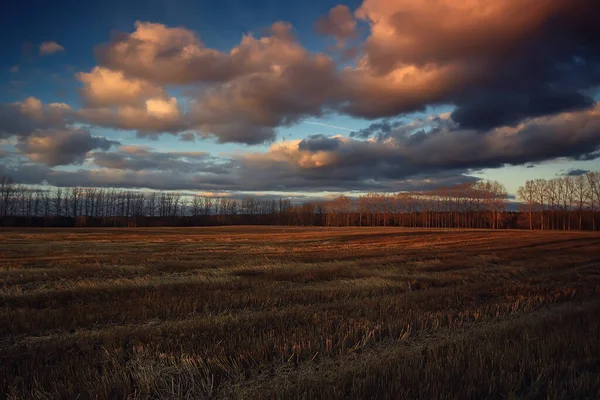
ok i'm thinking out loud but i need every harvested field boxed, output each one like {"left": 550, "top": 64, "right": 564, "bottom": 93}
{"left": 1, "top": 227, "right": 599, "bottom": 399}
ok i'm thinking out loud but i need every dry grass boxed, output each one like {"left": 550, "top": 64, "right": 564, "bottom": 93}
{"left": 1, "top": 227, "right": 599, "bottom": 399}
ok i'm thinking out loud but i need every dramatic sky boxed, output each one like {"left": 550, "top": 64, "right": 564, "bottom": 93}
{"left": 1, "top": 0, "right": 599, "bottom": 199}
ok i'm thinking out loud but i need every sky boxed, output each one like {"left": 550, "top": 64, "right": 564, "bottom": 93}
{"left": 1, "top": 0, "right": 599, "bottom": 201}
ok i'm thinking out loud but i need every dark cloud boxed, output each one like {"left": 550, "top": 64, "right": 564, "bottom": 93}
{"left": 16, "top": 129, "right": 119, "bottom": 166}
{"left": 0, "top": 164, "right": 213, "bottom": 192}
{"left": 575, "top": 151, "right": 600, "bottom": 161}
{"left": 298, "top": 135, "right": 342, "bottom": 152}
{"left": 0, "top": 98, "right": 119, "bottom": 167}
{"left": 194, "top": 122, "right": 277, "bottom": 145}
{"left": 350, "top": 120, "right": 403, "bottom": 139}
{"left": 179, "top": 132, "right": 196, "bottom": 142}
{"left": 3, "top": 164, "right": 474, "bottom": 193}
{"left": 565, "top": 169, "right": 590, "bottom": 176}
{"left": 0, "top": 98, "right": 70, "bottom": 139}
{"left": 90, "top": 146, "right": 220, "bottom": 173}
{"left": 0, "top": 149, "right": 13, "bottom": 161}
{"left": 450, "top": 88, "right": 595, "bottom": 130}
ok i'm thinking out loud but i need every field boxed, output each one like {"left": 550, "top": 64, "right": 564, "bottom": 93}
{"left": 1, "top": 227, "right": 600, "bottom": 399}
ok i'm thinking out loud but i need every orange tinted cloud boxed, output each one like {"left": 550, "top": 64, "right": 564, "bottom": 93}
{"left": 315, "top": 5, "right": 357, "bottom": 43}
{"left": 76, "top": 67, "right": 165, "bottom": 107}
{"left": 39, "top": 41, "right": 64, "bottom": 55}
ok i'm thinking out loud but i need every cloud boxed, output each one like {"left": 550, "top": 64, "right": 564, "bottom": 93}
{"left": 0, "top": 158, "right": 475, "bottom": 193}
{"left": 86, "top": 21, "right": 343, "bottom": 144}
{"left": 298, "top": 134, "right": 342, "bottom": 152}
{"left": 565, "top": 169, "right": 589, "bottom": 176}
{"left": 0, "top": 96, "right": 187, "bottom": 146}
{"left": 0, "top": 164, "right": 217, "bottom": 192}
{"left": 350, "top": 120, "right": 403, "bottom": 139}
{"left": 96, "top": 21, "right": 307, "bottom": 85}
{"left": 0, "top": 98, "right": 118, "bottom": 167}
{"left": 179, "top": 132, "right": 196, "bottom": 142}
{"left": 1, "top": 146, "right": 238, "bottom": 192}
{"left": 187, "top": 43, "right": 341, "bottom": 144}
{"left": 4, "top": 100, "right": 600, "bottom": 193}
{"left": 15, "top": 128, "right": 118, "bottom": 166}
{"left": 5, "top": 2, "right": 600, "bottom": 191}
{"left": 77, "top": 97, "right": 186, "bottom": 136}
{"left": 76, "top": 67, "right": 164, "bottom": 107}
{"left": 90, "top": 145, "right": 213, "bottom": 173}
{"left": 84, "top": 4, "right": 600, "bottom": 145}
{"left": 39, "top": 41, "right": 64, "bottom": 55}
{"left": 145, "top": 97, "right": 180, "bottom": 119}
{"left": 9, "top": 65, "right": 19, "bottom": 73}
{"left": 345, "top": 0, "right": 600, "bottom": 126}
{"left": 449, "top": 90, "right": 595, "bottom": 130}
{"left": 95, "top": 21, "right": 232, "bottom": 84}
{"left": 0, "top": 97, "right": 71, "bottom": 139}
{"left": 90, "top": 19, "right": 456, "bottom": 143}
{"left": 240, "top": 104, "right": 600, "bottom": 189}
{"left": 315, "top": 5, "right": 357, "bottom": 43}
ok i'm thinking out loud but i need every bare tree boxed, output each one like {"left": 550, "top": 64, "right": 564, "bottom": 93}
{"left": 587, "top": 171, "right": 599, "bottom": 230}
{"left": 0, "top": 175, "right": 15, "bottom": 223}
{"left": 517, "top": 180, "right": 536, "bottom": 230}
{"left": 574, "top": 175, "right": 588, "bottom": 230}
{"left": 563, "top": 176, "right": 575, "bottom": 230}
{"left": 191, "top": 196, "right": 202, "bottom": 217}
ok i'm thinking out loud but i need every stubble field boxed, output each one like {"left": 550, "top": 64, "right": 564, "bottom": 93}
{"left": 1, "top": 227, "right": 600, "bottom": 399}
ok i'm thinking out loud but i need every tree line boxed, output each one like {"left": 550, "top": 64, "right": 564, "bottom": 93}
{"left": 517, "top": 171, "right": 600, "bottom": 231}
{"left": 1, "top": 172, "right": 599, "bottom": 230}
